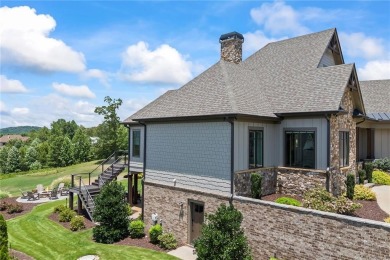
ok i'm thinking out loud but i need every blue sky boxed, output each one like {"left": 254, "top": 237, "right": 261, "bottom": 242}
{"left": 1, "top": 1, "right": 389, "bottom": 128}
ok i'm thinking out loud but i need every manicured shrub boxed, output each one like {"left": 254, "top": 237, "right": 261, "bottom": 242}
{"left": 93, "top": 181, "right": 130, "bottom": 244}
{"left": 358, "top": 170, "right": 366, "bottom": 184}
{"left": 345, "top": 173, "right": 355, "bottom": 199}
{"left": 354, "top": 185, "right": 376, "bottom": 201}
{"left": 0, "top": 202, "right": 8, "bottom": 211}
{"left": 6, "top": 204, "right": 23, "bottom": 214}
{"left": 275, "top": 197, "right": 301, "bottom": 207}
{"left": 127, "top": 205, "right": 133, "bottom": 216}
{"left": 129, "top": 220, "right": 145, "bottom": 239}
{"left": 384, "top": 217, "right": 390, "bottom": 223}
{"left": 70, "top": 216, "right": 86, "bottom": 231}
{"left": 158, "top": 232, "right": 177, "bottom": 250}
{"left": 303, "top": 187, "right": 361, "bottom": 215}
{"left": 149, "top": 224, "right": 163, "bottom": 244}
{"left": 0, "top": 214, "right": 9, "bottom": 260}
{"left": 0, "top": 191, "right": 10, "bottom": 199}
{"left": 372, "top": 158, "right": 390, "bottom": 172}
{"left": 59, "top": 208, "right": 76, "bottom": 222}
{"left": 194, "top": 204, "right": 252, "bottom": 260}
{"left": 364, "top": 162, "right": 374, "bottom": 183}
{"left": 373, "top": 170, "right": 390, "bottom": 185}
{"left": 50, "top": 176, "right": 72, "bottom": 189}
{"left": 251, "top": 173, "right": 262, "bottom": 199}
{"left": 53, "top": 204, "right": 67, "bottom": 214}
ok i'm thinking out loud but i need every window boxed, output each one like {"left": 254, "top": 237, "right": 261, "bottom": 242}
{"left": 132, "top": 130, "right": 141, "bottom": 157}
{"left": 249, "top": 130, "right": 263, "bottom": 168}
{"left": 339, "top": 131, "right": 349, "bottom": 167}
{"left": 285, "top": 131, "right": 315, "bottom": 169}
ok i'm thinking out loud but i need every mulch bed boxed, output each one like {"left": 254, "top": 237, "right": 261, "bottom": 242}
{"left": 262, "top": 193, "right": 389, "bottom": 222}
{"left": 0, "top": 197, "right": 43, "bottom": 220}
{"left": 9, "top": 249, "right": 34, "bottom": 260}
{"left": 49, "top": 211, "right": 95, "bottom": 230}
{"left": 114, "top": 236, "right": 169, "bottom": 252}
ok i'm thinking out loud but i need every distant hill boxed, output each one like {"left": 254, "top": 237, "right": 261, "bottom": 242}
{"left": 0, "top": 126, "right": 41, "bottom": 135}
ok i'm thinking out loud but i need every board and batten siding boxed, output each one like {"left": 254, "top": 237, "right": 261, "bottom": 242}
{"left": 318, "top": 48, "right": 336, "bottom": 67}
{"left": 358, "top": 128, "right": 368, "bottom": 160}
{"left": 374, "top": 128, "right": 390, "bottom": 158}
{"left": 234, "top": 121, "right": 278, "bottom": 171}
{"left": 277, "top": 118, "right": 328, "bottom": 170}
{"left": 145, "top": 121, "right": 231, "bottom": 195}
{"left": 130, "top": 126, "right": 144, "bottom": 163}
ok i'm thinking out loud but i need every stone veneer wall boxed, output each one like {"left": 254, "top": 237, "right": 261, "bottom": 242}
{"left": 143, "top": 182, "right": 229, "bottom": 244}
{"left": 234, "top": 167, "right": 326, "bottom": 197}
{"left": 330, "top": 88, "right": 357, "bottom": 196}
{"left": 144, "top": 183, "right": 390, "bottom": 259}
{"left": 276, "top": 167, "right": 327, "bottom": 196}
{"left": 234, "top": 168, "right": 277, "bottom": 197}
{"left": 220, "top": 38, "right": 243, "bottom": 63}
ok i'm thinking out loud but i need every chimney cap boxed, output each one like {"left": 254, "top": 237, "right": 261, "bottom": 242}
{"left": 219, "top": 31, "right": 244, "bottom": 42}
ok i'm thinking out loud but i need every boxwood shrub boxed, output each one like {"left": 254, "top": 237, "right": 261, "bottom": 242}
{"left": 149, "top": 224, "right": 163, "bottom": 244}
{"left": 275, "top": 197, "right": 301, "bottom": 207}
{"left": 129, "top": 220, "right": 145, "bottom": 238}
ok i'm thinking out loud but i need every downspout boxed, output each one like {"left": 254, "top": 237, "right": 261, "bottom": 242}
{"left": 139, "top": 122, "right": 147, "bottom": 221}
{"left": 325, "top": 115, "right": 331, "bottom": 192}
{"left": 125, "top": 124, "right": 131, "bottom": 204}
{"left": 226, "top": 117, "right": 235, "bottom": 204}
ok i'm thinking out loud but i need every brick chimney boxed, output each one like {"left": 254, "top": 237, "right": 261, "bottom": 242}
{"left": 219, "top": 32, "right": 244, "bottom": 63}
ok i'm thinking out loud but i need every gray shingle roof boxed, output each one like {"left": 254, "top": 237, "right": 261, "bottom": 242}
{"left": 124, "top": 28, "right": 355, "bottom": 122}
{"left": 359, "top": 80, "right": 390, "bottom": 120}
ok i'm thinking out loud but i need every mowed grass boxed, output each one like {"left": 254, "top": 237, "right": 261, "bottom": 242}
{"left": 7, "top": 200, "right": 177, "bottom": 260}
{"left": 0, "top": 161, "right": 103, "bottom": 196}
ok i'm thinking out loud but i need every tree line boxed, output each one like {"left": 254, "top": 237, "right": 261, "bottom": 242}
{"left": 0, "top": 96, "right": 127, "bottom": 174}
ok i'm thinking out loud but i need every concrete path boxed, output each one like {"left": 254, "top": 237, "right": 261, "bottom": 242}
{"left": 168, "top": 246, "right": 197, "bottom": 260}
{"left": 371, "top": 185, "right": 390, "bottom": 215}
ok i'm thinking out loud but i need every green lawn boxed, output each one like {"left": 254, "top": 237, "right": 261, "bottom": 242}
{"left": 0, "top": 161, "right": 133, "bottom": 196}
{"left": 7, "top": 200, "right": 177, "bottom": 260}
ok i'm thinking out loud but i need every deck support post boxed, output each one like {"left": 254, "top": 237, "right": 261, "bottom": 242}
{"left": 77, "top": 195, "right": 82, "bottom": 214}
{"left": 69, "top": 192, "right": 74, "bottom": 210}
{"left": 128, "top": 173, "right": 133, "bottom": 206}
{"left": 133, "top": 173, "right": 138, "bottom": 205}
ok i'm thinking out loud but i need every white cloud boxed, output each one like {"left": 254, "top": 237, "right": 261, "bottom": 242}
{"left": 339, "top": 32, "right": 386, "bottom": 60}
{"left": 52, "top": 82, "right": 96, "bottom": 99}
{"left": 358, "top": 60, "right": 390, "bottom": 80}
{"left": 0, "top": 6, "right": 85, "bottom": 73}
{"left": 0, "top": 75, "right": 28, "bottom": 93}
{"left": 121, "top": 41, "right": 193, "bottom": 84}
{"left": 0, "top": 101, "right": 8, "bottom": 113}
{"left": 74, "top": 100, "right": 96, "bottom": 115}
{"left": 83, "top": 69, "right": 110, "bottom": 87}
{"left": 250, "top": 1, "right": 310, "bottom": 36}
{"left": 125, "top": 98, "right": 150, "bottom": 111}
{"left": 11, "top": 107, "right": 29, "bottom": 115}
{"left": 243, "top": 31, "right": 287, "bottom": 52}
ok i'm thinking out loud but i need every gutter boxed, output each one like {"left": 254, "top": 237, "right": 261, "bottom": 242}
{"left": 139, "top": 122, "right": 147, "bottom": 221}
{"left": 225, "top": 117, "right": 236, "bottom": 204}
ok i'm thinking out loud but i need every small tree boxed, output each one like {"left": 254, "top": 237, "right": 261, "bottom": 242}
{"left": 345, "top": 174, "right": 355, "bottom": 200}
{"left": 364, "top": 163, "right": 374, "bottom": 183}
{"left": 93, "top": 181, "right": 130, "bottom": 244}
{"left": 0, "top": 214, "right": 9, "bottom": 260}
{"left": 6, "top": 146, "right": 20, "bottom": 173}
{"left": 251, "top": 173, "right": 262, "bottom": 199}
{"left": 194, "top": 204, "right": 252, "bottom": 260}
{"left": 358, "top": 170, "right": 366, "bottom": 184}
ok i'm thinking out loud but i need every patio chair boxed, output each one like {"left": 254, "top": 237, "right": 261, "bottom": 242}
{"left": 36, "top": 184, "right": 44, "bottom": 195}
{"left": 48, "top": 187, "right": 58, "bottom": 200}
{"left": 57, "top": 183, "right": 69, "bottom": 196}
{"left": 20, "top": 189, "right": 28, "bottom": 199}
{"left": 27, "top": 191, "right": 39, "bottom": 201}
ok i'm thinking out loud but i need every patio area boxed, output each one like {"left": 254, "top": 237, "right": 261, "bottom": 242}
{"left": 16, "top": 194, "right": 68, "bottom": 203}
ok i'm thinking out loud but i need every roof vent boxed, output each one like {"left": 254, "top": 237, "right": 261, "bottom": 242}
{"left": 219, "top": 31, "right": 244, "bottom": 64}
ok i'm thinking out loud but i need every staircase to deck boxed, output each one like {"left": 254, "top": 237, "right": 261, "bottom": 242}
{"left": 70, "top": 151, "right": 127, "bottom": 221}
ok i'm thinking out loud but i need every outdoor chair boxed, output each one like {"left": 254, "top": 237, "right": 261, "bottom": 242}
{"left": 57, "top": 183, "right": 69, "bottom": 196}
{"left": 48, "top": 187, "right": 58, "bottom": 200}
{"left": 36, "top": 184, "right": 44, "bottom": 195}
{"left": 20, "top": 189, "right": 28, "bottom": 199}
{"left": 27, "top": 191, "right": 39, "bottom": 201}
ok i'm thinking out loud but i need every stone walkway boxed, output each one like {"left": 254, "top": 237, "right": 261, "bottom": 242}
{"left": 168, "top": 246, "right": 197, "bottom": 260}
{"left": 371, "top": 185, "right": 390, "bottom": 215}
